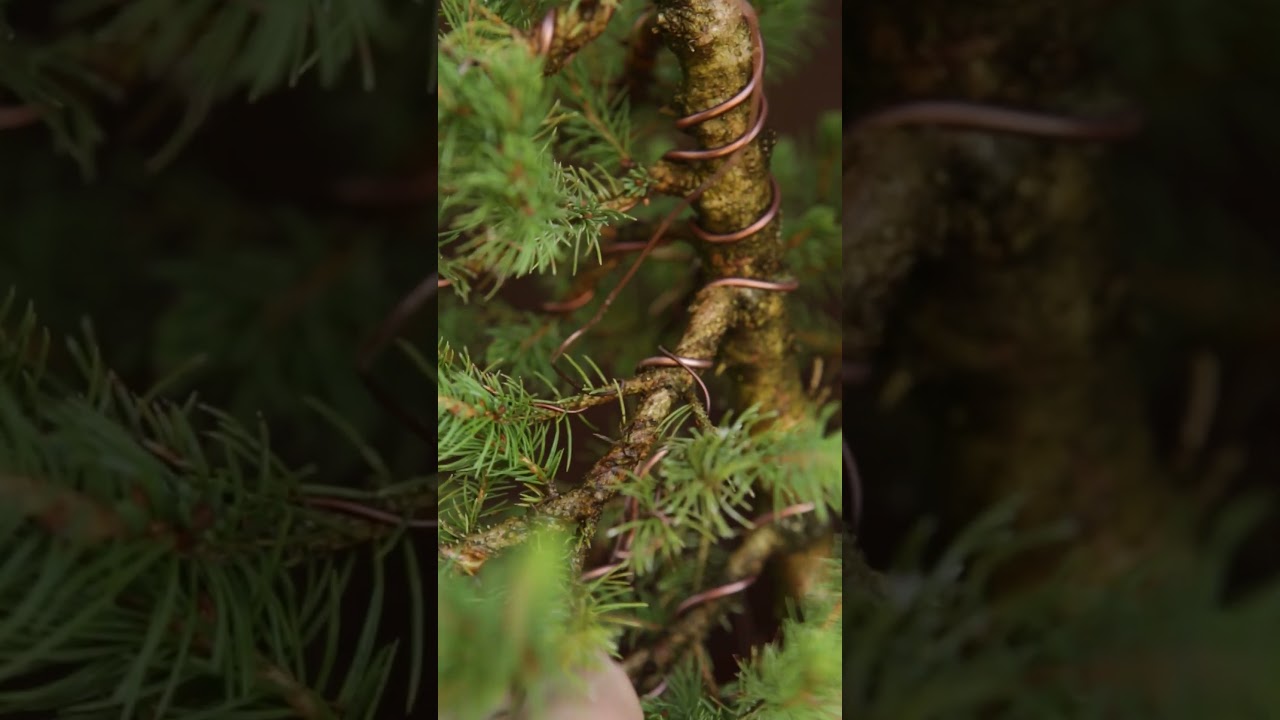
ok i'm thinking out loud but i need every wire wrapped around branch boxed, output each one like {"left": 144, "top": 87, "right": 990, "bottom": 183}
{"left": 846, "top": 100, "right": 1144, "bottom": 172}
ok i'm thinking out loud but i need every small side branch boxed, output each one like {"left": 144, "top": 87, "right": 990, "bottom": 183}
{"left": 530, "top": 375, "right": 666, "bottom": 418}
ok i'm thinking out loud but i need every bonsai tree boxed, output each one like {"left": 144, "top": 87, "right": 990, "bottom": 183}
{"left": 0, "top": 0, "right": 842, "bottom": 716}
{"left": 436, "top": 0, "right": 844, "bottom": 718}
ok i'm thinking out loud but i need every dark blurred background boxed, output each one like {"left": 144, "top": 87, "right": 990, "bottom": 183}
{"left": 843, "top": 0, "right": 1280, "bottom": 595}
{"left": 769, "top": 0, "right": 841, "bottom": 136}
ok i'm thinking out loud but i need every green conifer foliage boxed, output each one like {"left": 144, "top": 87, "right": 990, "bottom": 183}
{"left": 1, "top": 1, "right": 436, "bottom": 717}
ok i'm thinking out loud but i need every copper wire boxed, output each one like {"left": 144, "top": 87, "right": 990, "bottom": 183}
{"left": 670, "top": 12, "right": 764, "bottom": 132}
{"left": 552, "top": 0, "right": 788, "bottom": 367}
{"left": 675, "top": 576, "right": 758, "bottom": 616}
{"left": 845, "top": 101, "right": 1144, "bottom": 176}
{"left": 541, "top": 289, "right": 595, "bottom": 313}
{"left": 592, "top": 492, "right": 643, "bottom": 580}
{"left": 633, "top": 3, "right": 793, "bottom": 373}
{"left": 853, "top": 100, "right": 1143, "bottom": 140}
{"left": 551, "top": 4, "right": 824, "bottom": 665}
{"left": 703, "top": 277, "right": 799, "bottom": 293}
{"left": 578, "top": 562, "right": 619, "bottom": 582}
{"left": 657, "top": 347, "right": 712, "bottom": 412}
{"left": 749, "top": 501, "right": 816, "bottom": 528}
{"left": 663, "top": 96, "right": 769, "bottom": 162}
{"left": 671, "top": 500, "right": 817, "bottom": 617}
{"left": 530, "top": 400, "right": 591, "bottom": 415}
{"left": 636, "top": 447, "right": 672, "bottom": 478}
{"left": 660, "top": 0, "right": 779, "bottom": 247}
{"left": 689, "top": 175, "right": 781, "bottom": 244}
{"left": 635, "top": 348, "right": 714, "bottom": 411}
{"left": 635, "top": 355, "right": 715, "bottom": 370}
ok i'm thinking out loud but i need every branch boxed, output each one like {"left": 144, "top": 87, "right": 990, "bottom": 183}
{"left": 439, "top": 285, "right": 739, "bottom": 574}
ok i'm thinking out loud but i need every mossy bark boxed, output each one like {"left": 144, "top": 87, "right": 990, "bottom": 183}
{"left": 850, "top": 0, "right": 1183, "bottom": 584}
{"left": 654, "top": 0, "right": 806, "bottom": 426}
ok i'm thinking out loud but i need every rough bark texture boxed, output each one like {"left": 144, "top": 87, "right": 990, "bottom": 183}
{"left": 654, "top": 0, "right": 806, "bottom": 422}
{"left": 850, "top": 0, "right": 1183, "bottom": 584}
